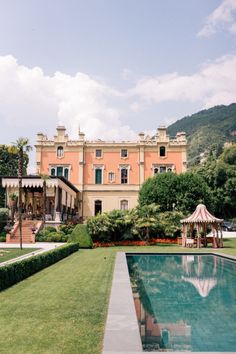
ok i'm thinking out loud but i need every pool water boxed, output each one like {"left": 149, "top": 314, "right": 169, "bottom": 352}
{"left": 127, "top": 254, "right": 236, "bottom": 352}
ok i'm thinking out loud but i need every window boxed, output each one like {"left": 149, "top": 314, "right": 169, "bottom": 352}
{"left": 120, "top": 200, "right": 128, "bottom": 210}
{"left": 108, "top": 172, "right": 115, "bottom": 182}
{"left": 121, "top": 168, "right": 128, "bottom": 184}
{"left": 50, "top": 166, "right": 70, "bottom": 179}
{"left": 94, "top": 200, "right": 102, "bottom": 215}
{"left": 167, "top": 167, "right": 172, "bottom": 172}
{"left": 160, "top": 166, "right": 166, "bottom": 173}
{"left": 154, "top": 167, "right": 159, "bottom": 175}
{"left": 160, "top": 146, "right": 166, "bottom": 157}
{"left": 51, "top": 168, "right": 56, "bottom": 176}
{"left": 95, "top": 149, "right": 102, "bottom": 158}
{"left": 57, "top": 166, "right": 63, "bottom": 176}
{"left": 57, "top": 146, "right": 64, "bottom": 158}
{"left": 95, "top": 168, "right": 102, "bottom": 184}
{"left": 121, "top": 149, "right": 128, "bottom": 158}
{"left": 64, "top": 168, "right": 69, "bottom": 179}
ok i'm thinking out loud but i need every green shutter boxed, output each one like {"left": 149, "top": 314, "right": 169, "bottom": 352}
{"left": 95, "top": 169, "right": 102, "bottom": 184}
{"left": 57, "top": 167, "right": 63, "bottom": 177}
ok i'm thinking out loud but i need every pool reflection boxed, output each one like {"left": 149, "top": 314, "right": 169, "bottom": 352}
{"left": 127, "top": 254, "right": 236, "bottom": 352}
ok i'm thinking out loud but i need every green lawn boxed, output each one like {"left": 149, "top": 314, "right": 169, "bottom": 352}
{"left": 0, "top": 248, "right": 39, "bottom": 263}
{"left": 0, "top": 239, "right": 235, "bottom": 354}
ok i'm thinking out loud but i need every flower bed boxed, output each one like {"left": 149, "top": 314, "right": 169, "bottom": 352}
{"left": 94, "top": 238, "right": 178, "bottom": 247}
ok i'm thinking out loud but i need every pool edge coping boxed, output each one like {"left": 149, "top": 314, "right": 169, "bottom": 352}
{"left": 102, "top": 251, "right": 236, "bottom": 354}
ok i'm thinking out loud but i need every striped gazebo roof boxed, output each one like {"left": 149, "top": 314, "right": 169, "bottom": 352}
{"left": 181, "top": 204, "right": 223, "bottom": 224}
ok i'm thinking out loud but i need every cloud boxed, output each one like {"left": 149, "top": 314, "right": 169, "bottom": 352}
{"left": 0, "top": 55, "right": 136, "bottom": 142}
{"left": 0, "top": 53, "right": 236, "bottom": 153}
{"left": 129, "top": 54, "right": 236, "bottom": 109}
{"left": 198, "top": 0, "right": 236, "bottom": 37}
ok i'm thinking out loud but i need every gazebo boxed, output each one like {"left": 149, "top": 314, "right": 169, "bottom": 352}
{"left": 182, "top": 276, "right": 217, "bottom": 298}
{"left": 181, "top": 204, "right": 224, "bottom": 248}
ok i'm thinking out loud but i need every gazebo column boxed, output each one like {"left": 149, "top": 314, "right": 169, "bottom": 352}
{"left": 216, "top": 224, "right": 219, "bottom": 248}
{"left": 197, "top": 224, "right": 201, "bottom": 248}
{"left": 182, "top": 224, "right": 185, "bottom": 247}
{"left": 182, "top": 224, "right": 188, "bottom": 247}
{"left": 203, "top": 223, "right": 207, "bottom": 247}
{"left": 212, "top": 227, "right": 217, "bottom": 248}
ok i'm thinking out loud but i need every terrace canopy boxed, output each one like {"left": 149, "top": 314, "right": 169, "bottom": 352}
{"left": 181, "top": 204, "right": 223, "bottom": 248}
{"left": 1, "top": 176, "right": 79, "bottom": 223}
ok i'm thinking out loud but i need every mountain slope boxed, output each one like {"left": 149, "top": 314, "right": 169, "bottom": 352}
{"left": 167, "top": 103, "right": 236, "bottom": 165}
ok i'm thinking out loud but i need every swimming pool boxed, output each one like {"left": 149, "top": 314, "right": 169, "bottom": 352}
{"left": 127, "top": 254, "right": 236, "bottom": 352}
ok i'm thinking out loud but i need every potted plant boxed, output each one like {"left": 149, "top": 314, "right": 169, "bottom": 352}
{"left": 9, "top": 193, "right": 18, "bottom": 206}
{"left": 31, "top": 222, "right": 37, "bottom": 234}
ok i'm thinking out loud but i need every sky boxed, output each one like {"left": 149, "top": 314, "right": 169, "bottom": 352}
{"left": 0, "top": 0, "right": 236, "bottom": 171}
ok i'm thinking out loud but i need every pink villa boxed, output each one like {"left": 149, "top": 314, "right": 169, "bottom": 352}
{"left": 1, "top": 125, "right": 187, "bottom": 242}
{"left": 35, "top": 125, "right": 187, "bottom": 219}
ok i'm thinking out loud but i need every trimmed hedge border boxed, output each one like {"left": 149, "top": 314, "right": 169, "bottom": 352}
{"left": 0, "top": 243, "right": 79, "bottom": 291}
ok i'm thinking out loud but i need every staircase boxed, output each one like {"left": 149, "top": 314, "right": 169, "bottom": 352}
{"left": 6, "top": 220, "right": 42, "bottom": 244}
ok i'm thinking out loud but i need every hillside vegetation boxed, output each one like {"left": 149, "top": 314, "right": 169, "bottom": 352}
{"left": 167, "top": 103, "right": 236, "bottom": 166}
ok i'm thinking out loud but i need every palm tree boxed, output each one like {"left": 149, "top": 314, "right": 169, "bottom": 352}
{"left": 40, "top": 173, "right": 50, "bottom": 224}
{"left": 12, "top": 138, "right": 32, "bottom": 249}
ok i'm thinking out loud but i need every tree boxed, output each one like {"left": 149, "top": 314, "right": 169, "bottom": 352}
{"left": 11, "top": 138, "right": 32, "bottom": 249}
{"left": 139, "top": 173, "right": 178, "bottom": 211}
{"left": 175, "top": 172, "right": 212, "bottom": 213}
{"left": 131, "top": 204, "right": 160, "bottom": 241}
{"left": 220, "top": 145, "right": 236, "bottom": 165}
{"left": 139, "top": 172, "right": 211, "bottom": 214}
{"left": 192, "top": 147, "right": 236, "bottom": 218}
{"left": 0, "top": 145, "right": 29, "bottom": 207}
{"left": 158, "top": 210, "right": 184, "bottom": 238}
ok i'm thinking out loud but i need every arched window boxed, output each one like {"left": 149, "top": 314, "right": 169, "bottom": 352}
{"left": 57, "top": 146, "right": 64, "bottom": 158}
{"left": 64, "top": 168, "right": 69, "bottom": 179}
{"left": 51, "top": 168, "right": 56, "bottom": 176}
{"left": 160, "top": 146, "right": 166, "bottom": 157}
{"left": 120, "top": 200, "right": 128, "bottom": 210}
{"left": 154, "top": 167, "right": 159, "bottom": 175}
{"left": 94, "top": 200, "right": 102, "bottom": 215}
{"left": 167, "top": 167, "right": 172, "bottom": 172}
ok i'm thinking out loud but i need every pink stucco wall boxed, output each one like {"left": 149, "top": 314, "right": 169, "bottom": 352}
{"left": 40, "top": 151, "right": 80, "bottom": 185}
{"left": 84, "top": 150, "right": 140, "bottom": 184}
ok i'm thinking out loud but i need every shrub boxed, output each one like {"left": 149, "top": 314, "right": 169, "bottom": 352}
{"left": 0, "top": 230, "right": 6, "bottom": 242}
{"left": 0, "top": 243, "right": 79, "bottom": 291}
{"left": 46, "top": 231, "right": 68, "bottom": 242}
{"left": 0, "top": 208, "right": 9, "bottom": 232}
{"left": 158, "top": 211, "right": 184, "bottom": 238}
{"left": 35, "top": 230, "right": 67, "bottom": 242}
{"left": 68, "top": 224, "right": 93, "bottom": 248}
{"left": 87, "top": 213, "right": 112, "bottom": 242}
{"left": 58, "top": 224, "right": 75, "bottom": 235}
{"left": 44, "top": 226, "right": 57, "bottom": 233}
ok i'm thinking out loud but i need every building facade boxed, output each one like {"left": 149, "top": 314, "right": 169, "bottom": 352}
{"left": 35, "top": 125, "right": 187, "bottom": 219}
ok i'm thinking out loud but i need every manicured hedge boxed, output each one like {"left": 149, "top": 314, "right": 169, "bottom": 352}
{"left": 0, "top": 243, "right": 79, "bottom": 291}
{"left": 68, "top": 224, "right": 93, "bottom": 248}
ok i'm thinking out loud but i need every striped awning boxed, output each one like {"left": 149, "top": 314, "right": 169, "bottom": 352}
{"left": 181, "top": 204, "right": 223, "bottom": 224}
